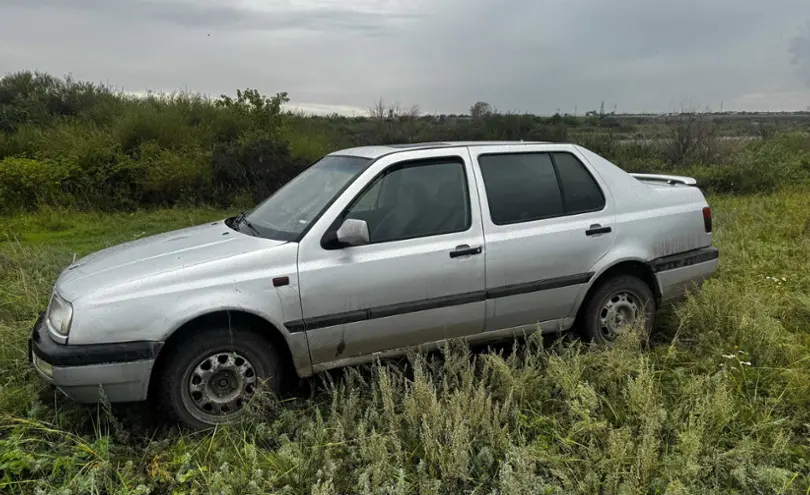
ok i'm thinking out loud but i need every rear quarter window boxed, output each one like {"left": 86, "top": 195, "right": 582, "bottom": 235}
{"left": 551, "top": 152, "right": 606, "bottom": 214}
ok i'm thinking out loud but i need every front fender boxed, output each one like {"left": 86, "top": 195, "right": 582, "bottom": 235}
{"left": 66, "top": 243, "right": 312, "bottom": 375}
{"left": 158, "top": 287, "right": 312, "bottom": 377}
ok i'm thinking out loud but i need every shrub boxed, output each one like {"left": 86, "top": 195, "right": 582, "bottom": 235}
{"left": 283, "top": 114, "right": 349, "bottom": 162}
{"left": 688, "top": 133, "right": 810, "bottom": 194}
{"left": 3, "top": 71, "right": 810, "bottom": 214}
{"left": 0, "top": 157, "right": 68, "bottom": 211}
{"left": 208, "top": 106, "right": 253, "bottom": 144}
{"left": 0, "top": 71, "right": 117, "bottom": 131}
{"left": 285, "top": 131, "right": 334, "bottom": 163}
{"left": 133, "top": 143, "right": 212, "bottom": 205}
{"left": 526, "top": 122, "right": 568, "bottom": 142}
{"left": 211, "top": 136, "right": 307, "bottom": 204}
{"left": 215, "top": 88, "right": 289, "bottom": 135}
{"left": 0, "top": 125, "right": 43, "bottom": 159}
{"left": 115, "top": 103, "right": 200, "bottom": 154}
{"left": 664, "top": 111, "right": 719, "bottom": 165}
{"left": 29, "top": 124, "right": 139, "bottom": 209}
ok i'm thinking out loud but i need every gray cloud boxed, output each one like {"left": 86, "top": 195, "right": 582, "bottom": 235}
{"left": 790, "top": 21, "right": 810, "bottom": 86}
{"left": 147, "top": 2, "right": 421, "bottom": 36}
{"left": 1, "top": 0, "right": 809, "bottom": 114}
{"left": 2, "top": 0, "right": 419, "bottom": 34}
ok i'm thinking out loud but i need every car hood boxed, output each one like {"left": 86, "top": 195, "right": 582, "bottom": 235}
{"left": 55, "top": 220, "right": 287, "bottom": 301}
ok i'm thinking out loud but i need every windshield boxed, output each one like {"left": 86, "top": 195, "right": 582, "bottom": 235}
{"left": 245, "top": 155, "right": 370, "bottom": 240}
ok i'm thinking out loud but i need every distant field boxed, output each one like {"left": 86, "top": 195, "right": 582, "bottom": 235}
{"left": 1, "top": 189, "right": 809, "bottom": 494}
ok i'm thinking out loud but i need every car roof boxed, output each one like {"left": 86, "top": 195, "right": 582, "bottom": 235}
{"left": 328, "top": 141, "right": 556, "bottom": 159}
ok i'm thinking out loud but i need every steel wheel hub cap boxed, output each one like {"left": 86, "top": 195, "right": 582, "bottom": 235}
{"left": 188, "top": 351, "right": 256, "bottom": 416}
{"left": 599, "top": 292, "right": 640, "bottom": 339}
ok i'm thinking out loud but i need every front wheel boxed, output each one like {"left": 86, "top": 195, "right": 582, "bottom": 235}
{"left": 579, "top": 275, "right": 656, "bottom": 345}
{"left": 156, "top": 326, "right": 283, "bottom": 429}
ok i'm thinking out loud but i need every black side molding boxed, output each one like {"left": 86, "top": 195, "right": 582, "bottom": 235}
{"left": 485, "top": 272, "right": 593, "bottom": 299}
{"left": 286, "top": 291, "right": 487, "bottom": 332}
{"left": 285, "top": 272, "right": 594, "bottom": 333}
{"left": 30, "top": 316, "right": 163, "bottom": 367}
{"left": 649, "top": 247, "right": 719, "bottom": 273}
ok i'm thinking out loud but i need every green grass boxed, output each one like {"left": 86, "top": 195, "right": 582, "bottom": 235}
{"left": 1, "top": 191, "right": 810, "bottom": 494}
{"left": 1, "top": 207, "right": 230, "bottom": 252}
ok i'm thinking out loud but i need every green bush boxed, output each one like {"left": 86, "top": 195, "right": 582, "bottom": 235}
{"left": 133, "top": 143, "right": 212, "bottom": 204}
{"left": 33, "top": 124, "right": 139, "bottom": 209}
{"left": 0, "top": 124, "right": 43, "bottom": 160}
{"left": 115, "top": 102, "right": 200, "bottom": 154}
{"left": 0, "top": 71, "right": 117, "bottom": 132}
{"left": 208, "top": 106, "right": 253, "bottom": 144}
{"left": 211, "top": 136, "right": 307, "bottom": 204}
{"left": 285, "top": 132, "right": 333, "bottom": 163}
{"left": 283, "top": 114, "right": 349, "bottom": 162}
{"left": 0, "top": 157, "right": 68, "bottom": 211}
{"left": 688, "top": 133, "right": 810, "bottom": 194}
{"left": 3, "top": 71, "right": 810, "bottom": 214}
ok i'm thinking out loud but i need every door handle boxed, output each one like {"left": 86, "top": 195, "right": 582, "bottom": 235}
{"left": 449, "top": 245, "right": 483, "bottom": 258}
{"left": 585, "top": 224, "right": 612, "bottom": 236}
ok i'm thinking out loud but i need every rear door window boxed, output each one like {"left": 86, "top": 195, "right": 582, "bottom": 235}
{"left": 477, "top": 151, "right": 605, "bottom": 225}
{"left": 477, "top": 153, "right": 564, "bottom": 225}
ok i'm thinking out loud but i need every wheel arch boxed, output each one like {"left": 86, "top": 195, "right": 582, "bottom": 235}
{"left": 573, "top": 259, "right": 660, "bottom": 323}
{"left": 148, "top": 310, "right": 306, "bottom": 399}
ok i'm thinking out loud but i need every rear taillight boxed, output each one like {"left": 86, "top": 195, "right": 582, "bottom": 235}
{"left": 702, "top": 206, "right": 712, "bottom": 233}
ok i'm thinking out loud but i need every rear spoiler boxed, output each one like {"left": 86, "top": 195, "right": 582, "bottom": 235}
{"left": 630, "top": 173, "right": 697, "bottom": 186}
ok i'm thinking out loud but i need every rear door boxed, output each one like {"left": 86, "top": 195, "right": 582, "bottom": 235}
{"left": 469, "top": 144, "right": 616, "bottom": 332}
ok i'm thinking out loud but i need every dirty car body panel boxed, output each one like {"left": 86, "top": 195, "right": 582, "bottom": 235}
{"left": 295, "top": 148, "right": 488, "bottom": 370}
{"left": 30, "top": 141, "right": 718, "bottom": 406}
{"left": 31, "top": 221, "right": 309, "bottom": 401}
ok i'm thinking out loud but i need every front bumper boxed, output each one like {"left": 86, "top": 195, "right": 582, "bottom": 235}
{"left": 28, "top": 313, "right": 163, "bottom": 403}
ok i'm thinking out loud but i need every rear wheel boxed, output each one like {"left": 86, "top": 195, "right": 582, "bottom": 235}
{"left": 580, "top": 275, "right": 656, "bottom": 345}
{"left": 156, "top": 326, "right": 282, "bottom": 429}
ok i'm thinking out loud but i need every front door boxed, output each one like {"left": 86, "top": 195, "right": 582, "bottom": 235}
{"left": 296, "top": 148, "right": 486, "bottom": 368}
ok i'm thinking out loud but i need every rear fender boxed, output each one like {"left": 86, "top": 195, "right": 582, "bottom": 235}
{"left": 568, "top": 248, "right": 660, "bottom": 317}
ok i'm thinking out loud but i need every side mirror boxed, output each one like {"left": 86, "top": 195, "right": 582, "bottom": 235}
{"left": 336, "top": 218, "right": 369, "bottom": 246}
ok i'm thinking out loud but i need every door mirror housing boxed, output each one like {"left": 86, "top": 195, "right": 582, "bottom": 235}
{"left": 336, "top": 218, "right": 370, "bottom": 247}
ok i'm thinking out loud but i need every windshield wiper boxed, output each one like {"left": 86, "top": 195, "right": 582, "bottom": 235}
{"left": 231, "top": 211, "right": 246, "bottom": 231}
{"left": 230, "top": 211, "right": 259, "bottom": 236}
{"left": 238, "top": 215, "right": 261, "bottom": 237}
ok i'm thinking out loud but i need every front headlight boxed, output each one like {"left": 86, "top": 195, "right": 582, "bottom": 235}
{"left": 47, "top": 293, "right": 73, "bottom": 336}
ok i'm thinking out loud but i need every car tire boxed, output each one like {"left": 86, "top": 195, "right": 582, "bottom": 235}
{"left": 579, "top": 275, "right": 656, "bottom": 345}
{"left": 156, "top": 325, "right": 283, "bottom": 429}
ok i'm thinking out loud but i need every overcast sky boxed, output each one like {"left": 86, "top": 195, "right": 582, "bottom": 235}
{"left": 1, "top": 0, "right": 810, "bottom": 115}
